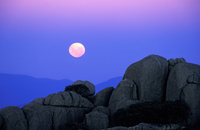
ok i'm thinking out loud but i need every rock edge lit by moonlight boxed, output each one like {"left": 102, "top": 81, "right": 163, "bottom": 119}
{"left": 69, "top": 43, "right": 85, "bottom": 58}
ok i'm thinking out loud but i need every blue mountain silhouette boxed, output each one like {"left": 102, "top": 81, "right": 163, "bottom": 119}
{"left": 0, "top": 73, "right": 122, "bottom": 109}
{"left": 95, "top": 76, "right": 122, "bottom": 93}
{"left": 0, "top": 73, "right": 73, "bottom": 109}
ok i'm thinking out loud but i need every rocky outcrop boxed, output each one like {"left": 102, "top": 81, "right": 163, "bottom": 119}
{"left": 0, "top": 54, "right": 200, "bottom": 130}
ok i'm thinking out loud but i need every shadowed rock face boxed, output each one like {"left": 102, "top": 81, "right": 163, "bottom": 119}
{"left": 0, "top": 106, "right": 27, "bottom": 130}
{"left": 0, "top": 114, "right": 3, "bottom": 129}
{"left": 110, "top": 101, "right": 190, "bottom": 127}
{"left": 166, "top": 63, "right": 200, "bottom": 101}
{"left": 84, "top": 111, "right": 109, "bottom": 130}
{"left": 0, "top": 54, "right": 200, "bottom": 130}
{"left": 72, "top": 80, "right": 95, "bottom": 96}
{"left": 109, "top": 78, "right": 137, "bottom": 105}
{"left": 123, "top": 55, "right": 168, "bottom": 102}
{"left": 65, "top": 84, "right": 90, "bottom": 97}
{"left": 44, "top": 91, "right": 94, "bottom": 108}
{"left": 94, "top": 87, "right": 114, "bottom": 107}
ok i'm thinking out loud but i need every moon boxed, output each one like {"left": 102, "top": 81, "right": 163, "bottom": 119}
{"left": 69, "top": 43, "right": 85, "bottom": 58}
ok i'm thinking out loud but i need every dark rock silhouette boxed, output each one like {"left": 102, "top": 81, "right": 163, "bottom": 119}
{"left": 0, "top": 54, "right": 200, "bottom": 130}
{"left": 94, "top": 87, "right": 114, "bottom": 107}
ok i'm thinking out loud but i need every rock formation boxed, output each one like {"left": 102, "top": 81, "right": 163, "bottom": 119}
{"left": 0, "top": 54, "right": 200, "bottom": 130}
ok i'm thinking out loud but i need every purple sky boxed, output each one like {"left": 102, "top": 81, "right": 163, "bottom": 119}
{"left": 0, "top": 0, "right": 200, "bottom": 84}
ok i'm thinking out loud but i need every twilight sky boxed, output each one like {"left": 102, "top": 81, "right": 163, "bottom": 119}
{"left": 0, "top": 0, "right": 200, "bottom": 84}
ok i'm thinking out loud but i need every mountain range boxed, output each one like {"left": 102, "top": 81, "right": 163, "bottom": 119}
{"left": 0, "top": 73, "right": 122, "bottom": 109}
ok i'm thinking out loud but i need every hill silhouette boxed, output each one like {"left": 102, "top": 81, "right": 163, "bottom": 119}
{"left": 95, "top": 76, "right": 122, "bottom": 93}
{"left": 0, "top": 73, "right": 73, "bottom": 109}
{"left": 0, "top": 73, "right": 122, "bottom": 109}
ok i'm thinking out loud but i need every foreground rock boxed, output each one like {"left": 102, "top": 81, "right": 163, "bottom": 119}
{"left": 0, "top": 54, "right": 200, "bottom": 130}
{"left": 0, "top": 106, "right": 27, "bottom": 130}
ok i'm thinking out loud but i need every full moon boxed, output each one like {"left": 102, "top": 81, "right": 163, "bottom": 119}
{"left": 69, "top": 43, "right": 85, "bottom": 58}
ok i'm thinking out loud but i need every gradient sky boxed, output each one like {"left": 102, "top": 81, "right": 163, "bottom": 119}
{"left": 0, "top": 0, "right": 200, "bottom": 84}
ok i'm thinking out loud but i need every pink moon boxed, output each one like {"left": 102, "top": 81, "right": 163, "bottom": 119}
{"left": 69, "top": 43, "right": 85, "bottom": 58}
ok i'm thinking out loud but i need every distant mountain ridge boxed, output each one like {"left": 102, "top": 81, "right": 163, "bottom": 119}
{"left": 0, "top": 73, "right": 122, "bottom": 109}
{"left": 0, "top": 73, "right": 73, "bottom": 109}
{"left": 95, "top": 76, "right": 122, "bottom": 93}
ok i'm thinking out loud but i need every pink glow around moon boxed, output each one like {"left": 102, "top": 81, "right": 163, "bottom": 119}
{"left": 69, "top": 43, "right": 85, "bottom": 58}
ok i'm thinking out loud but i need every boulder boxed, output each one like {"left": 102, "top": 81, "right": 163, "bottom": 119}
{"left": 72, "top": 80, "right": 95, "bottom": 96}
{"left": 123, "top": 54, "right": 168, "bottom": 102}
{"left": 94, "top": 87, "right": 114, "bottom": 107}
{"left": 109, "top": 79, "right": 137, "bottom": 105}
{"left": 84, "top": 111, "right": 109, "bottom": 130}
{"left": 166, "top": 63, "right": 200, "bottom": 101}
{"left": 92, "top": 106, "right": 110, "bottom": 116}
{"left": 0, "top": 106, "right": 27, "bottom": 130}
{"left": 65, "top": 84, "right": 90, "bottom": 97}
{"left": 22, "top": 103, "right": 53, "bottom": 130}
{"left": 44, "top": 91, "right": 94, "bottom": 108}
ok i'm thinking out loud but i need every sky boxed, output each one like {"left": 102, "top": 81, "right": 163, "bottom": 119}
{"left": 0, "top": 0, "right": 200, "bottom": 85}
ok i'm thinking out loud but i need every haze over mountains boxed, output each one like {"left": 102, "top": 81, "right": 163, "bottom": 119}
{"left": 0, "top": 73, "right": 122, "bottom": 109}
